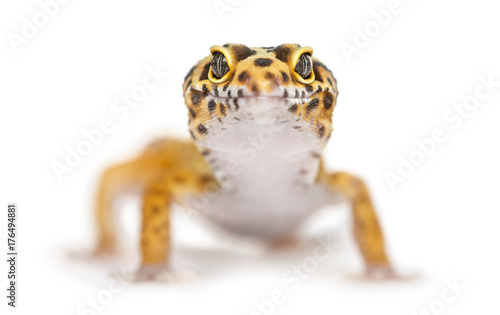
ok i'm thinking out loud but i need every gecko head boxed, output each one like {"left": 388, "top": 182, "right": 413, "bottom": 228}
{"left": 182, "top": 44, "right": 338, "bottom": 147}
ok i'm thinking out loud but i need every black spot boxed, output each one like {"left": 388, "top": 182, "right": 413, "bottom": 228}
{"left": 228, "top": 90, "right": 232, "bottom": 98}
{"left": 301, "top": 91, "right": 305, "bottom": 98}
{"left": 190, "top": 91, "right": 206, "bottom": 106}
{"left": 223, "top": 43, "right": 230, "bottom": 47}
{"left": 283, "top": 90, "right": 289, "bottom": 97}
{"left": 294, "top": 90, "right": 299, "bottom": 98}
{"left": 315, "top": 60, "right": 331, "bottom": 72}
{"left": 189, "top": 130, "right": 197, "bottom": 140}
{"left": 261, "top": 46, "right": 274, "bottom": 50}
{"left": 184, "top": 66, "right": 195, "bottom": 83}
{"left": 214, "top": 87, "right": 219, "bottom": 97}
{"left": 208, "top": 100, "right": 216, "bottom": 113}
{"left": 265, "top": 72, "right": 274, "bottom": 80}
{"left": 273, "top": 45, "right": 291, "bottom": 63}
{"left": 186, "top": 79, "right": 192, "bottom": 88}
{"left": 313, "top": 63, "right": 323, "bottom": 82}
{"left": 233, "top": 98, "right": 240, "bottom": 110}
{"left": 199, "top": 63, "right": 210, "bottom": 81}
{"left": 238, "top": 89, "right": 244, "bottom": 97}
{"left": 238, "top": 71, "right": 248, "bottom": 82}
{"left": 288, "top": 104, "right": 298, "bottom": 113}
{"left": 317, "top": 86, "right": 323, "bottom": 92}
{"left": 202, "top": 84, "right": 209, "bottom": 93}
{"left": 232, "top": 45, "right": 257, "bottom": 61}
{"left": 306, "top": 98, "right": 319, "bottom": 114}
{"left": 254, "top": 58, "right": 273, "bottom": 67}
{"left": 197, "top": 124, "right": 208, "bottom": 134}
{"left": 281, "top": 72, "right": 289, "bottom": 83}
{"left": 318, "top": 125, "right": 325, "bottom": 138}
{"left": 189, "top": 107, "right": 196, "bottom": 118}
{"left": 306, "top": 85, "right": 313, "bottom": 93}
{"left": 219, "top": 103, "right": 227, "bottom": 116}
{"left": 201, "top": 149, "right": 210, "bottom": 156}
{"left": 323, "top": 94, "right": 333, "bottom": 110}
{"left": 327, "top": 78, "right": 334, "bottom": 88}
{"left": 251, "top": 84, "right": 259, "bottom": 93}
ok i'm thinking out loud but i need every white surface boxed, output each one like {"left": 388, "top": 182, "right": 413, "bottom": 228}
{"left": 1, "top": 0, "right": 499, "bottom": 314}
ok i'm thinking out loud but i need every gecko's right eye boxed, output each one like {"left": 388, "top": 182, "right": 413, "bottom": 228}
{"left": 208, "top": 46, "right": 234, "bottom": 83}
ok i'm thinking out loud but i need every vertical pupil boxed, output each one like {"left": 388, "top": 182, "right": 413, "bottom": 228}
{"left": 295, "top": 54, "right": 312, "bottom": 79}
{"left": 211, "top": 52, "right": 229, "bottom": 79}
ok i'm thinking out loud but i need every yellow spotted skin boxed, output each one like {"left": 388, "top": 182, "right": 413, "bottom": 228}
{"left": 92, "top": 44, "right": 396, "bottom": 281}
{"left": 183, "top": 44, "right": 338, "bottom": 143}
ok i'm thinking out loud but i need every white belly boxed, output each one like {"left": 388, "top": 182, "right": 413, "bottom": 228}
{"left": 185, "top": 111, "right": 331, "bottom": 239}
{"left": 198, "top": 185, "right": 330, "bottom": 239}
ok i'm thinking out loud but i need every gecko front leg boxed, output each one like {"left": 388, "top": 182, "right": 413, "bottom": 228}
{"left": 133, "top": 167, "right": 218, "bottom": 282}
{"left": 92, "top": 139, "right": 216, "bottom": 281}
{"left": 323, "top": 171, "right": 397, "bottom": 279}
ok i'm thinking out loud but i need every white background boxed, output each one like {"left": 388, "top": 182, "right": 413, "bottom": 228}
{"left": 1, "top": 0, "right": 499, "bottom": 314}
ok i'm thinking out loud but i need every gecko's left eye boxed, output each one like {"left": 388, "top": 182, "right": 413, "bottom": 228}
{"left": 294, "top": 53, "right": 313, "bottom": 80}
{"left": 290, "top": 46, "right": 315, "bottom": 84}
{"left": 210, "top": 51, "right": 230, "bottom": 79}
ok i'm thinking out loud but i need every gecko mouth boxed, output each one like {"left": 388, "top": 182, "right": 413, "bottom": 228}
{"left": 205, "top": 90, "right": 315, "bottom": 104}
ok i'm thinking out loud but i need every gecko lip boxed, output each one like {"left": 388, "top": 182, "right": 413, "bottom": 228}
{"left": 211, "top": 95, "right": 312, "bottom": 100}
{"left": 206, "top": 92, "right": 314, "bottom": 102}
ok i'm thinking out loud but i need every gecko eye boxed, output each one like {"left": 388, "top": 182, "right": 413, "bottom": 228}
{"left": 294, "top": 53, "right": 313, "bottom": 80}
{"left": 290, "top": 47, "right": 315, "bottom": 84}
{"left": 210, "top": 51, "right": 230, "bottom": 80}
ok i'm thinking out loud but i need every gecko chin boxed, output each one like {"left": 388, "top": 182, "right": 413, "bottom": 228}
{"left": 228, "top": 94, "right": 312, "bottom": 124}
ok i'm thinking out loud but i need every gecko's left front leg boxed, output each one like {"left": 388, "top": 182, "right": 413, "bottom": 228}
{"left": 322, "top": 171, "right": 398, "bottom": 279}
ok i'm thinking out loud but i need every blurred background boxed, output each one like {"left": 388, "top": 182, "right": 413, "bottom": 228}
{"left": 1, "top": 0, "right": 499, "bottom": 314}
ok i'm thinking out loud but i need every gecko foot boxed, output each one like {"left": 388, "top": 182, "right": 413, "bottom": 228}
{"left": 124, "top": 264, "right": 198, "bottom": 283}
{"left": 346, "top": 264, "right": 418, "bottom": 281}
{"left": 67, "top": 245, "right": 119, "bottom": 261}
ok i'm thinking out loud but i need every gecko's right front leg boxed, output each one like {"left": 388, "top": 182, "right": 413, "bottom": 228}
{"left": 133, "top": 168, "right": 216, "bottom": 282}
{"left": 92, "top": 139, "right": 217, "bottom": 281}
